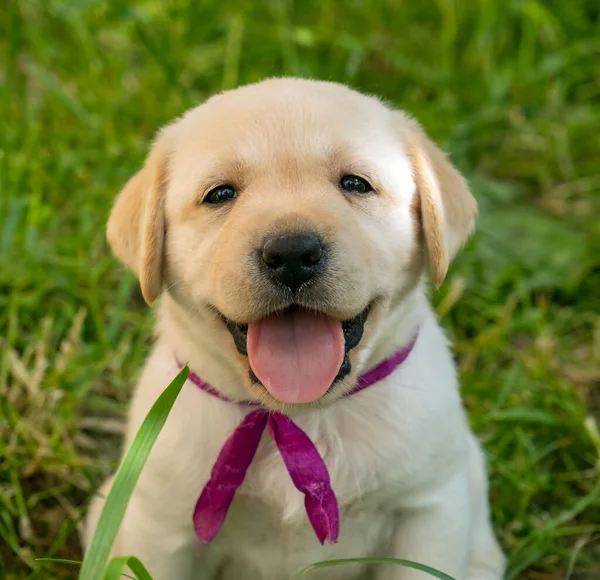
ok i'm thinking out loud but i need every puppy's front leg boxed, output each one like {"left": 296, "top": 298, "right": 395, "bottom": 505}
{"left": 117, "top": 491, "right": 198, "bottom": 580}
{"left": 378, "top": 474, "right": 470, "bottom": 580}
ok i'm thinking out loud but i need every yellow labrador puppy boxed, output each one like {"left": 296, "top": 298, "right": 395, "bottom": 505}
{"left": 84, "top": 78, "right": 505, "bottom": 580}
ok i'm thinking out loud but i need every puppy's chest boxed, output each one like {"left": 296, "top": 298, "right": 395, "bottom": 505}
{"left": 206, "top": 430, "right": 400, "bottom": 578}
{"left": 210, "top": 491, "right": 393, "bottom": 580}
{"left": 239, "top": 416, "right": 407, "bottom": 524}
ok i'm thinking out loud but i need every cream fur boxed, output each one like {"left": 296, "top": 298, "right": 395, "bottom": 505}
{"left": 84, "top": 78, "right": 505, "bottom": 580}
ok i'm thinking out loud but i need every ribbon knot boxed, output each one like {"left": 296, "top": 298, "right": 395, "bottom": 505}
{"left": 183, "top": 332, "right": 418, "bottom": 545}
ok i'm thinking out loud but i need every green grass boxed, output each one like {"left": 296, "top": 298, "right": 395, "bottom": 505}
{"left": 1, "top": 0, "right": 599, "bottom": 578}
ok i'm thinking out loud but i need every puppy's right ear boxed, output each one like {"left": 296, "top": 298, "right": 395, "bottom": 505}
{"left": 107, "top": 131, "right": 170, "bottom": 305}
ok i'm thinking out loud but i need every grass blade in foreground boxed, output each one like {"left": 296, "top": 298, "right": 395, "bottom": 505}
{"left": 78, "top": 366, "right": 190, "bottom": 580}
{"left": 36, "top": 558, "right": 82, "bottom": 566}
{"left": 104, "top": 556, "right": 153, "bottom": 580}
{"left": 294, "top": 557, "right": 456, "bottom": 580}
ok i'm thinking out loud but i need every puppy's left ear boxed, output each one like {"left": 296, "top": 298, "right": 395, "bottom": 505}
{"left": 402, "top": 114, "right": 477, "bottom": 286}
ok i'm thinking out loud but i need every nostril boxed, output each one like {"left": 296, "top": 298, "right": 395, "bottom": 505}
{"left": 303, "top": 245, "right": 323, "bottom": 266}
{"left": 262, "top": 246, "right": 284, "bottom": 269}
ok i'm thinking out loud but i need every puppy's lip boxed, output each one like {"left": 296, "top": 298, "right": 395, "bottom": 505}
{"left": 216, "top": 303, "right": 371, "bottom": 328}
{"left": 223, "top": 319, "right": 249, "bottom": 356}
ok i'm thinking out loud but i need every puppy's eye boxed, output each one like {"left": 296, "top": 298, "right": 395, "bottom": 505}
{"left": 339, "top": 175, "right": 373, "bottom": 194}
{"left": 204, "top": 185, "right": 238, "bottom": 205}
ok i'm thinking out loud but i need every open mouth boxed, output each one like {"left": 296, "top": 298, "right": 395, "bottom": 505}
{"left": 224, "top": 306, "right": 369, "bottom": 404}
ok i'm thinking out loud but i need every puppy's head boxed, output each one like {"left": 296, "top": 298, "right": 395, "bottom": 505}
{"left": 108, "top": 79, "right": 476, "bottom": 408}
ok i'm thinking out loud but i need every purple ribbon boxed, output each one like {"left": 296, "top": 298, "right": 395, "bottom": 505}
{"left": 182, "top": 332, "right": 418, "bottom": 545}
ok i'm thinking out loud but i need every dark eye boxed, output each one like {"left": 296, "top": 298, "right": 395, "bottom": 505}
{"left": 339, "top": 175, "right": 373, "bottom": 194}
{"left": 204, "top": 185, "right": 238, "bottom": 204}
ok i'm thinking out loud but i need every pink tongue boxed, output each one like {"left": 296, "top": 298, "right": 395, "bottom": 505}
{"left": 247, "top": 310, "right": 344, "bottom": 404}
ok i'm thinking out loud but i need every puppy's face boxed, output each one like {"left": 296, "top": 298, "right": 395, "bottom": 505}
{"left": 108, "top": 79, "right": 476, "bottom": 408}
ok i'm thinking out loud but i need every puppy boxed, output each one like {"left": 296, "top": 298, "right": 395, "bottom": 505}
{"left": 84, "top": 78, "right": 505, "bottom": 580}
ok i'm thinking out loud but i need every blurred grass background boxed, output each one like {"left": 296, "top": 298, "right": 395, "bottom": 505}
{"left": 1, "top": 0, "right": 599, "bottom": 578}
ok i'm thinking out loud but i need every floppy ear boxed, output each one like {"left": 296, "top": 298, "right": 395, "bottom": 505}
{"left": 404, "top": 116, "right": 477, "bottom": 286}
{"left": 106, "top": 132, "right": 170, "bottom": 305}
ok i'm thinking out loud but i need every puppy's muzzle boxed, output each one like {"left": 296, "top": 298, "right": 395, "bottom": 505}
{"left": 260, "top": 232, "right": 326, "bottom": 292}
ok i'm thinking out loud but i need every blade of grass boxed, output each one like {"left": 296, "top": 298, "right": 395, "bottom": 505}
{"left": 104, "top": 556, "right": 153, "bottom": 580}
{"left": 36, "top": 558, "right": 82, "bottom": 566}
{"left": 35, "top": 557, "right": 140, "bottom": 580}
{"left": 221, "top": 14, "right": 245, "bottom": 90}
{"left": 294, "top": 557, "right": 456, "bottom": 580}
{"left": 78, "top": 366, "right": 190, "bottom": 580}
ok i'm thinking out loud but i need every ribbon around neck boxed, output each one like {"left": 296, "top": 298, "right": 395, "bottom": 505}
{"left": 193, "top": 410, "right": 339, "bottom": 544}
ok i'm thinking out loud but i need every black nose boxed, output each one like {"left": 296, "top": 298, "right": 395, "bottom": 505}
{"left": 261, "top": 233, "right": 325, "bottom": 291}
